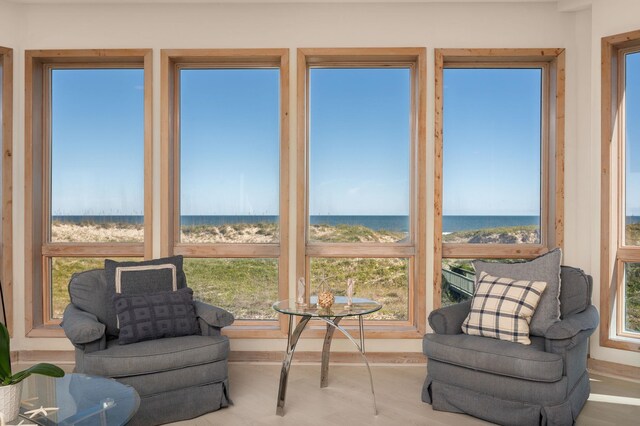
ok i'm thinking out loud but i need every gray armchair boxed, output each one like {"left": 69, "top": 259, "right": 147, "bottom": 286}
{"left": 61, "top": 268, "right": 234, "bottom": 425}
{"left": 422, "top": 266, "right": 599, "bottom": 426}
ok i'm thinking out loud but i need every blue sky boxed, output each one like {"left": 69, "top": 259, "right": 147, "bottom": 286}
{"left": 51, "top": 69, "right": 144, "bottom": 216}
{"left": 180, "top": 69, "right": 280, "bottom": 216}
{"left": 309, "top": 68, "right": 410, "bottom": 216}
{"left": 626, "top": 51, "right": 640, "bottom": 217}
{"left": 51, "top": 63, "right": 637, "bottom": 219}
{"left": 443, "top": 68, "right": 542, "bottom": 216}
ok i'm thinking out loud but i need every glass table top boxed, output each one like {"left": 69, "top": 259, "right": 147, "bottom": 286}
{"left": 273, "top": 296, "right": 382, "bottom": 317}
{"left": 12, "top": 373, "right": 139, "bottom": 426}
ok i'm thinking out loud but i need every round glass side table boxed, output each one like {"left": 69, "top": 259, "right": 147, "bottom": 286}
{"left": 13, "top": 373, "right": 139, "bottom": 426}
{"left": 272, "top": 296, "right": 382, "bottom": 416}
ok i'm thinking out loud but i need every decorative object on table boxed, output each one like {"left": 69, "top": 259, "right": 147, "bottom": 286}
{"left": 23, "top": 405, "right": 60, "bottom": 419}
{"left": 317, "top": 280, "right": 334, "bottom": 310}
{"left": 0, "top": 323, "right": 64, "bottom": 422}
{"left": 346, "top": 278, "right": 355, "bottom": 307}
{"left": 296, "top": 277, "right": 307, "bottom": 307}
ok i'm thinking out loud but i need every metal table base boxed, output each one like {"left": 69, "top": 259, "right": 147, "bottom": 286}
{"left": 276, "top": 314, "right": 377, "bottom": 416}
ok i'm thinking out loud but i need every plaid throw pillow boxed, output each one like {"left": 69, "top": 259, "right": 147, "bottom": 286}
{"left": 461, "top": 272, "right": 547, "bottom": 345}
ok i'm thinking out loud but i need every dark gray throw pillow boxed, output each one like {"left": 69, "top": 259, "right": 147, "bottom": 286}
{"left": 105, "top": 255, "right": 186, "bottom": 295}
{"left": 473, "top": 248, "right": 562, "bottom": 336}
{"left": 113, "top": 287, "right": 200, "bottom": 345}
{"left": 104, "top": 256, "right": 187, "bottom": 335}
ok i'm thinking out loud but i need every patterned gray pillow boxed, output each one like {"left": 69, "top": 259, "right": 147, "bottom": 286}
{"left": 473, "top": 248, "right": 562, "bottom": 336}
{"left": 113, "top": 287, "right": 200, "bottom": 345}
{"left": 105, "top": 256, "right": 187, "bottom": 335}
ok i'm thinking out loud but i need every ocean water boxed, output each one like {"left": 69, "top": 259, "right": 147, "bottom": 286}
{"left": 51, "top": 214, "right": 566, "bottom": 233}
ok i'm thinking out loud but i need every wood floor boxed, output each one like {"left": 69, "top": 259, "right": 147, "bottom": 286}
{"left": 167, "top": 363, "right": 640, "bottom": 426}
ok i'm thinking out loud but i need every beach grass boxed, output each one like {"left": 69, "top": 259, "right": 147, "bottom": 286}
{"left": 310, "top": 258, "right": 409, "bottom": 320}
{"left": 310, "top": 224, "right": 406, "bottom": 243}
{"left": 51, "top": 220, "right": 144, "bottom": 243}
{"left": 51, "top": 255, "right": 409, "bottom": 321}
{"left": 625, "top": 263, "right": 640, "bottom": 332}
{"left": 626, "top": 223, "right": 640, "bottom": 246}
{"left": 51, "top": 257, "right": 142, "bottom": 318}
{"left": 184, "top": 258, "right": 279, "bottom": 320}
{"left": 443, "top": 224, "right": 539, "bottom": 244}
{"left": 49, "top": 221, "right": 640, "bottom": 332}
{"left": 615, "top": 223, "right": 639, "bottom": 332}
{"left": 181, "top": 222, "right": 280, "bottom": 244}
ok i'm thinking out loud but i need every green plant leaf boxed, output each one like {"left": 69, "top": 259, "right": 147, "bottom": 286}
{"left": 8, "top": 363, "right": 65, "bottom": 385}
{"left": 0, "top": 323, "right": 12, "bottom": 382}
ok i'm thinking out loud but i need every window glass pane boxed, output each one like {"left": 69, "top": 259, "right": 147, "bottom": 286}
{"left": 183, "top": 258, "right": 278, "bottom": 320}
{"left": 441, "top": 259, "right": 474, "bottom": 307}
{"left": 624, "top": 262, "right": 640, "bottom": 334}
{"left": 443, "top": 68, "right": 542, "bottom": 244}
{"left": 50, "top": 257, "right": 141, "bottom": 319}
{"left": 179, "top": 69, "right": 280, "bottom": 244}
{"left": 50, "top": 69, "right": 144, "bottom": 243}
{"left": 441, "top": 258, "right": 526, "bottom": 307}
{"left": 625, "top": 52, "right": 640, "bottom": 246}
{"left": 310, "top": 258, "right": 409, "bottom": 320}
{"left": 308, "top": 68, "right": 411, "bottom": 243}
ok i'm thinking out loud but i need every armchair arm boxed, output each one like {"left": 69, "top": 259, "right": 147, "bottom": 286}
{"left": 545, "top": 305, "right": 599, "bottom": 340}
{"left": 61, "top": 304, "right": 106, "bottom": 353}
{"left": 428, "top": 300, "right": 471, "bottom": 335}
{"left": 194, "top": 301, "right": 235, "bottom": 337}
{"left": 544, "top": 305, "right": 599, "bottom": 353}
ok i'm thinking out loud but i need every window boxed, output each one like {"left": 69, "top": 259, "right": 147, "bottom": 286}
{"left": 297, "top": 48, "right": 426, "bottom": 335}
{"left": 434, "top": 49, "right": 565, "bottom": 308}
{"left": 25, "top": 50, "right": 152, "bottom": 335}
{"left": 443, "top": 68, "right": 542, "bottom": 242}
{"left": 162, "top": 49, "right": 289, "bottom": 335}
{"left": 602, "top": 30, "right": 640, "bottom": 350}
{"left": 0, "top": 47, "right": 12, "bottom": 331}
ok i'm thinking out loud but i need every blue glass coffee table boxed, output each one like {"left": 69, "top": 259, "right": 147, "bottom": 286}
{"left": 13, "top": 373, "right": 139, "bottom": 426}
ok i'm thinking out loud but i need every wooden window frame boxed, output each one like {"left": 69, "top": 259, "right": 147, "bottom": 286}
{"left": 296, "top": 48, "right": 427, "bottom": 338}
{"left": 0, "top": 47, "right": 13, "bottom": 333}
{"left": 601, "top": 30, "right": 640, "bottom": 351}
{"left": 434, "top": 48, "right": 566, "bottom": 309}
{"left": 161, "top": 49, "right": 290, "bottom": 338}
{"left": 25, "top": 49, "right": 153, "bottom": 337}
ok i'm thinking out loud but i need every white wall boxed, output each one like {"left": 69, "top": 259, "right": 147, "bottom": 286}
{"left": 1, "top": 0, "right": 637, "bottom": 366}
{"left": 0, "top": 0, "right": 22, "bottom": 47}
